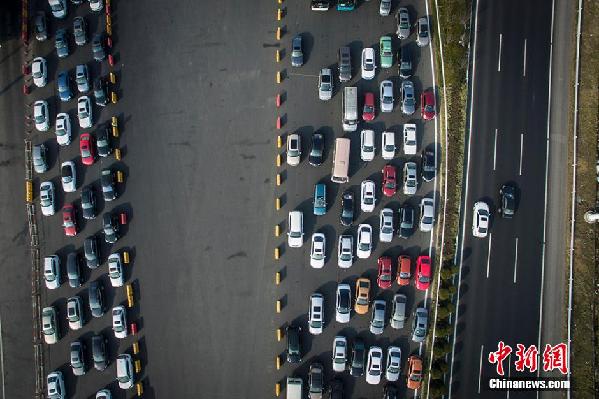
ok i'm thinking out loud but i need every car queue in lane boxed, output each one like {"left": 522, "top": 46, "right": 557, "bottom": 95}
{"left": 280, "top": 1, "right": 437, "bottom": 397}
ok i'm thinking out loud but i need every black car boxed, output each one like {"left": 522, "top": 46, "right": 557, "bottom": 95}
{"left": 309, "top": 363, "right": 324, "bottom": 399}
{"left": 66, "top": 252, "right": 82, "bottom": 288}
{"left": 97, "top": 125, "right": 112, "bottom": 157}
{"left": 398, "top": 45, "right": 412, "bottom": 79}
{"left": 340, "top": 190, "right": 354, "bottom": 226}
{"left": 88, "top": 280, "right": 105, "bottom": 318}
{"left": 329, "top": 379, "right": 343, "bottom": 399}
{"left": 34, "top": 12, "right": 48, "bottom": 41}
{"left": 286, "top": 325, "right": 302, "bottom": 363}
{"left": 92, "top": 33, "right": 106, "bottom": 61}
{"left": 399, "top": 204, "right": 415, "bottom": 238}
{"left": 309, "top": 132, "right": 324, "bottom": 166}
{"left": 84, "top": 235, "right": 100, "bottom": 269}
{"left": 101, "top": 168, "right": 117, "bottom": 201}
{"left": 499, "top": 183, "right": 516, "bottom": 218}
{"left": 92, "top": 333, "right": 108, "bottom": 371}
{"left": 421, "top": 149, "right": 436, "bottom": 182}
{"left": 70, "top": 340, "right": 86, "bottom": 376}
{"left": 81, "top": 186, "right": 96, "bottom": 219}
{"left": 94, "top": 77, "right": 108, "bottom": 106}
{"left": 383, "top": 384, "right": 399, "bottom": 399}
{"left": 350, "top": 338, "right": 366, "bottom": 376}
{"left": 102, "top": 212, "right": 120, "bottom": 243}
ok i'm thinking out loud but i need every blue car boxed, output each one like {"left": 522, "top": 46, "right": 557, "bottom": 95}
{"left": 313, "top": 183, "right": 327, "bottom": 216}
{"left": 57, "top": 71, "right": 73, "bottom": 102}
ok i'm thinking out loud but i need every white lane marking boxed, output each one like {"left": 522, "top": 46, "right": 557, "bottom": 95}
{"left": 493, "top": 128, "right": 498, "bottom": 170}
{"left": 519, "top": 132, "right": 524, "bottom": 175}
{"left": 513, "top": 237, "right": 519, "bottom": 283}
{"left": 498, "top": 33, "right": 503, "bottom": 72}
{"left": 507, "top": 354, "right": 512, "bottom": 399}
{"left": 486, "top": 233, "right": 493, "bottom": 278}
{"left": 449, "top": 0, "right": 480, "bottom": 395}
{"left": 0, "top": 312, "right": 5, "bottom": 399}
{"left": 478, "top": 345, "right": 484, "bottom": 394}
{"left": 523, "top": 39, "right": 528, "bottom": 76}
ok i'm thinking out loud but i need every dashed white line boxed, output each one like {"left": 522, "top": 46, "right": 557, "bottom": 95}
{"left": 478, "top": 345, "right": 485, "bottom": 394}
{"left": 519, "top": 132, "right": 524, "bottom": 175}
{"left": 498, "top": 33, "right": 503, "bottom": 72}
{"left": 486, "top": 233, "right": 493, "bottom": 278}
{"left": 493, "top": 128, "right": 498, "bottom": 170}
{"left": 523, "top": 38, "right": 528, "bottom": 76}
{"left": 513, "top": 237, "right": 519, "bottom": 283}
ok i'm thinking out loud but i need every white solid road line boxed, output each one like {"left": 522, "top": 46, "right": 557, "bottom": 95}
{"left": 449, "top": 0, "right": 480, "bottom": 395}
{"left": 519, "top": 132, "right": 524, "bottom": 175}
{"left": 486, "top": 233, "right": 493, "bottom": 278}
{"left": 507, "top": 354, "right": 512, "bottom": 399}
{"left": 523, "top": 39, "right": 528, "bottom": 77}
{"left": 513, "top": 237, "right": 519, "bottom": 283}
{"left": 478, "top": 345, "right": 484, "bottom": 394}
{"left": 498, "top": 33, "right": 503, "bottom": 72}
{"left": 0, "top": 312, "right": 5, "bottom": 399}
{"left": 493, "top": 128, "right": 498, "bottom": 170}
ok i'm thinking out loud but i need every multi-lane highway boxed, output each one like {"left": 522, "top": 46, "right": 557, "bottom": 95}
{"left": 449, "top": 0, "right": 573, "bottom": 397}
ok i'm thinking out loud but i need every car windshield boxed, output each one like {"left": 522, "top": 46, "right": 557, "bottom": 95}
{"left": 81, "top": 147, "right": 91, "bottom": 157}
{"left": 364, "top": 61, "right": 374, "bottom": 71}
{"left": 384, "top": 144, "right": 394, "bottom": 151}
{"left": 289, "top": 230, "right": 301, "bottom": 238}
{"left": 312, "top": 251, "right": 324, "bottom": 260}
{"left": 419, "top": 275, "right": 430, "bottom": 283}
{"left": 80, "top": 110, "right": 89, "bottom": 118}
{"left": 423, "top": 216, "right": 433, "bottom": 224}
{"left": 35, "top": 113, "right": 44, "bottom": 123}
{"left": 385, "top": 181, "right": 395, "bottom": 189}
{"left": 109, "top": 268, "right": 120, "bottom": 279}
{"left": 315, "top": 198, "right": 325, "bottom": 207}
{"left": 382, "top": 225, "right": 393, "bottom": 233}
{"left": 321, "top": 74, "right": 331, "bottom": 84}
{"left": 117, "top": 374, "right": 130, "bottom": 383}
{"left": 45, "top": 271, "right": 56, "bottom": 281}
{"left": 380, "top": 274, "right": 391, "bottom": 281}
{"left": 311, "top": 320, "right": 322, "bottom": 328}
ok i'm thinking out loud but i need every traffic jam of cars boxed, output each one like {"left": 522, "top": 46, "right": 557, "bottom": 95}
{"left": 282, "top": 1, "right": 439, "bottom": 398}
{"left": 31, "top": 1, "right": 138, "bottom": 398}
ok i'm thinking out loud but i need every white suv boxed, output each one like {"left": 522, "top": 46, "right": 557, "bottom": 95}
{"left": 308, "top": 293, "right": 324, "bottom": 335}
{"left": 356, "top": 224, "right": 372, "bottom": 258}
{"left": 381, "top": 131, "right": 395, "bottom": 160}
{"left": 360, "top": 130, "right": 375, "bottom": 161}
{"left": 287, "top": 211, "right": 304, "bottom": 247}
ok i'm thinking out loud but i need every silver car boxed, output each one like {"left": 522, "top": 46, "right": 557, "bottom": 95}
{"left": 379, "top": 0, "right": 391, "bottom": 16}
{"left": 308, "top": 293, "right": 325, "bottom": 335}
{"left": 42, "top": 306, "right": 59, "bottom": 344}
{"left": 390, "top": 294, "right": 407, "bottom": 329}
{"left": 386, "top": 346, "right": 401, "bottom": 381}
{"left": 338, "top": 235, "right": 354, "bottom": 268}
{"left": 32, "top": 57, "right": 48, "bottom": 87}
{"left": 287, "top": 133, "right": 301, "bottom": 166}
{"left": 403, "top": 162, "right": 418, "bottom": 195}
{"left": 412, "top": 307, "right": 428, "bottom": 342}
{"left": 401, "top": 80, "right": 416, "bottom": 115}
{"left": 417, "top": 17, "right": 430, "bottom": 47}
{"left": 33, "top": 144, "right": 48, "bottom": 173}
{"left": 40, "top": 181, "right": 55, "bottom": 216}
{"left": 34, "top": 100, "right": 50, "bottom": 131}
{"left": 419, "top": 197, "right": 435, "bottom": 232}
{"left": 77, "top": 96, "right": 93, "bottom": 128}
{"left": 335, "top": 283, "right": 351, "bottom": 323}
{"left": 67, "top": 296, "right": 84, "bottom": 330}
{"left": 318, "top": 68, "right": 333, "bottom": 100}
{"left": 291, "top": 35, "right": 303, "bottom": 67}
{"left": 380, "top": 80, "right": 394, "bottom": 113}
{"left": 370, "top": 300, "right": 386, "bottom": 335}
{"left": 75, "top": 64, "right": 90, "bottom": 93}
{"left": 379, "top": 208, "right": 394, "bottom": 242}
{"left": 47, "top": 371, "right": 65, "bottom": 399}
{"left": 396, "top": 8, "right": 410, "bottom": 39}
{"left": 332, "top": 336, "right": 348, "bottom": 372}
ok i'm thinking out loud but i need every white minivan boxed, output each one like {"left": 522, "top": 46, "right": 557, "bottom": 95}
{"left": 287, "top": 211, "right": 304, "bottom": 247}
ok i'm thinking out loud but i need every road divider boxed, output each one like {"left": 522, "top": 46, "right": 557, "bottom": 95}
{"left": 274, "top": 224, "right": 280, "bottom": 237}
{"left": 134, "top": 359, "right": 142, "bottom": 373}
{"left": 111, "top": 91, "right": 118, "bottom": 104}
{"left": 111, "top": 116, "right": 119, "bottom": 137}
{"left": 276, "top": 71, "right": 282, "bottom": 84}
{"left": 277, "top": 8, "right": 282, "bottom": 20}
{"left": 114, "top": 147, "right": 121, "bottom": 160}
{"left": 106, "top": 23, "right": 112, "bottom": 36}
{"left": 108, "top": 54, "right": 115, "bottom": 66}
{"left": 126, "top": 283, "right": 134, "bottom": 308}
{"left": 276, "top": 154, "right": 282, "bottom": 167}
{"left": 123, "top": 250, "right": 130, "bottom": 264}
{"left": 136, "top": 382, "right": 143, "bottom": 397}
{"left": 275, "top": 382, "right": 281, "bottom": 396}
{"left": 132, "top": 341, "right": 140, "bottom": 355}
{"left": 277, "top": 135, "right": 283, "bottom": 148}
{"left": 275, "top": 271, "right": 281, "bottom": 284}
{"left": 276, "top": 93, "right": 281, "bottom": 107}
{"left": 275, "top": 355, "right": 281, "bottom": 369}
{"left": 276, "top": 173, "right": 281, "bottom": 186}
{"left": 276, "top": 300, "right": 281, "bottom": 313}
{"left": 274, "top": 247, "right": 280, "bottom": 259}
{"left": 130, "top": 322, "right": 138, "bottom": 335}
{"left": 276, "top": 116, "right": 282, "bottom": 129}
{"left": 276, "top": 327, "right": 282, "bottom": 341}
{"left": 116, "top": 170, "right": 124, "bottom": 183}
{"left": 276, "top": 50, "right": 280, "bottom": 62}
{"left": 109, "top": 72, "right": 116, "bottom": 84}
{"left": 276, "top": 27, "right": 281, "bottom": 40}
{"left": 25, "top": 180, "right": 33, "bottom": 203}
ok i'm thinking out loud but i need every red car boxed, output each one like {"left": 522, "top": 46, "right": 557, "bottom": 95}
{"left": 377, "top": 256, "right": 393, "bottom": 289}
{"left": 382, "top": 164, "right": 397, "bottom": 197}
{"left": 62, "top": 204, "right": 78, "bottom": 237}
{"left": 362, "top": 92, "right": 375, "bottom": 121}
{"left": 421, "top": 90, "right": 436, "bottom": 120}
{"left": 79, "top": 133, "right": 96, "bottom": 166}
{"left": 415, "top": 255, "right": 431, "bottom": 290}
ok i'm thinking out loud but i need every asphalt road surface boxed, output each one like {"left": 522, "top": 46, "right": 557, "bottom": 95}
{"left": 449, "top": 0, "right": 573, "bottom": 398}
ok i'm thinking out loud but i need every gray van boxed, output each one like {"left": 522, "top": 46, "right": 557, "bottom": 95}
{"left": 33, "top": 144, "right": 48, "bottom": 173}
{"left": 338, "top": 47, "right": 351, "bottom": 82}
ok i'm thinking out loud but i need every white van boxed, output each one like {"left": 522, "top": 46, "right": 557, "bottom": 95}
{"left": 286, "top": 376, "right": 303, "bottom": 399}
{"left": 342, "top": 87, "right": 358, "bottom": 131}
{"left": 331, "top": 138, "right": 351, "bottom": 184}
{"left": 287, "top": 211, "right": 304, "bottom": 247}
{"left": 116, "top": 354, "right": 134, "bottom": 389}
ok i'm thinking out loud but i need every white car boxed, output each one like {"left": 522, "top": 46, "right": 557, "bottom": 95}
{"left": 55, "top": 113, "right": 72, "bottom": 146}
{"left": 67, "top": 296, "right": 84, "bottom": 331}
{"left": 396, "top": 7, "right": 411, "bottom": 39}
{"left": 287, "top": 133, "right": 301, "bottom": 166}
{"left": 335, "top": 283, "right": 351, "bottom": 323}
{"left": 366, "top": 346, "right": 383, "bottom": 384}
{"left": 337, "top": 235, "right": 354, "bottom": 268}
{"left": 379, "top": 0, "right": 391, "bottom": 16}
{"left": 361, "top": 47, "right": 376, "bottom": 80}
{"left": 380, "top": 80, "right": 394, "bottom": 112}
{"left": 403, "top": 123, "right": 417, "bottom": 154}
{"left": 386, "top": 346, "right": 402, "bottom": 382}
{"left": 332, "top": 336, "right": 348, "bottom": 372}
{"left": 47, "top": 371, "right": 65, "bottom": 399}
{"left": 34, "top": 100, "right": 49, "bottom": 131}
{"left": 61, "top": 161, "right": 77, "bottom": 192}
{"left": 89, "top": 0, "right": 104, "bottom": 11}
{"left": 108, "top": 253, "right": 124, "bottom": 287}
{"left": 318, "top": 68, "right": 333, "bottom": 101}
{"left": 403, "top": 162, "right": 418, "bottom": 195}
{"left": 308, "top": 293, "right": 324, "bottom": 335}
{"left": 310, "top": 233, "right": 326, "bottom": 268}
{"left": 44, "top": 255, "right": 61, "bottom": 289}
{"left": 417, "top": 17, "right": 430, "bottom": 47}
{"left": 287, "top": 211, "right": 304, "bottom": 247}
{"left": 361, "top": 180, "right": 376, "bottom": 212}
{"left": 112, "top": 305, "right": 128, "bottom": 339}
{"left": 40, "top": 181, "right": 55, "bottom": 216}
{"left": 32, "top": 57, "right": 48, "bottom": 87}
{"left": 379, "top": 208, "right": 394, "bottom": 242}
{"left": 96, "top": 389, "right": 112, "bottom": 399}
{"left": 381, "top": 131, "right": 395, "bottom": 160}
{"left": 360, "top": 129, "right": 375, "bottom": 161}
{"left": 419, "top": 197, "right": 435, "bottom": 232}
{"left": 77, "top": 96, "right": 93, "bottom": 128}
{"left": 116, "top": 354, "right": 134, "bottom": 389}
{"left": 356, "top": 224, "right": 372, "bottom": 258}
{"left": 42, "top": 307, "right": 59, "bottom": 345}
{"left": 472, "top": 201, "right": 491, "bottom": 238}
